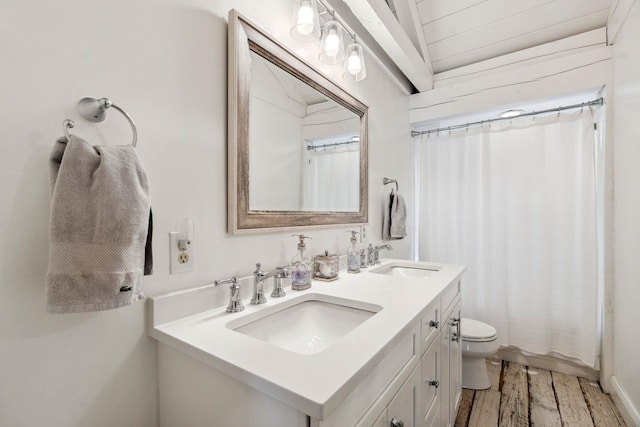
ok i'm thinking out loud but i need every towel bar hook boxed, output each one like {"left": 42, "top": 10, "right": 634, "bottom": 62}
{"left": 383, "top": 177, "right": 399, "bottom": 192}
{"left": 63, "top": 97, "right": 138, "bottom": 147}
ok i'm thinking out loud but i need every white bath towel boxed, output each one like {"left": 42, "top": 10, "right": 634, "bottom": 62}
{"left": 46, "top": 135, "right": 151, "bottom": 313}
{"left": 383, "top": 191, "right": 407, "bottom": 240}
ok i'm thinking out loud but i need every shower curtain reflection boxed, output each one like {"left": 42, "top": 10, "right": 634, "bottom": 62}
{"left": 303, "top": 136, "right": 360, "bottom": 212}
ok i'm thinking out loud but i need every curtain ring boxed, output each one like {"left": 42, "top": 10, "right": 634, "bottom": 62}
{"left": 533, "top": 110, "right": 536, "bottom": 122}
{"left": 448, "top": 126, "right": 451, "bottom": 135}
{"left": 557, "top": 106, "right": 561, "bottom": 118}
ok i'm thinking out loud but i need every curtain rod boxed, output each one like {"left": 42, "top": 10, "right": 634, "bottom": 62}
{"left": 306, "top": 139, "right": 359, "bottom": 151}
{"left": 411, "top": 97, "right": 604, "bottom": 137}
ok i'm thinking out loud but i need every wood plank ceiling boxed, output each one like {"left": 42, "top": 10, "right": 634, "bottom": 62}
{"left": 388, "top": 0, "right": 612, "bottom": 74}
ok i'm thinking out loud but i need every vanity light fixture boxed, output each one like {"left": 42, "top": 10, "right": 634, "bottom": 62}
{"left": 291, "top": 0, "right": 367, "bottom": 82}
{"left": 319, "top": 14, "right": 345, "bottom": 64}
{"left": 499, "top": 109, "right": 525, "bottom": 118}
{"left": 343, "top": 36, "right": 367, "bottom": 82}
{"left": 290, "top": 0, "right": 321, "bottom": 42}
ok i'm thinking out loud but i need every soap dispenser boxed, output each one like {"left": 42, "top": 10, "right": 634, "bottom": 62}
{"left": 347, "top": 230, "right": 361, "bottom": 273}
{"left": 291, "top": 234, "right": 312, "bottom": 290}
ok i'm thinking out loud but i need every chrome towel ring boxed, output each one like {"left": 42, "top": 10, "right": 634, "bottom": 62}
{"left": 63, "top": 97, "right": 138, "bottom": 147}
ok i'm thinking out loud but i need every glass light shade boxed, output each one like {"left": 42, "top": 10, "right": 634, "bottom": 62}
{"left": 319, "top": 20, "right": 345, "bottom": 64}
{"left": 343, "top": 42, "right": 367, "bottom": 81}
{"left": 290, "top": 0, "right": 321, "bottom": 43}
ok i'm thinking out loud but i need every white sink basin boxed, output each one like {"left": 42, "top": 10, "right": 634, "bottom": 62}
{"left": 227, "top": 294, "right": 381, "bottom": 355}
{"left": 371, "top": 263, "right": 439, "bottom": 279}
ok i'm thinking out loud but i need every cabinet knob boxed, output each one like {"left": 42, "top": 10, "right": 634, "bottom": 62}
{"left": 425, "top": 378, "right": 440, "bottom": 388}
{"left": 390, "top": 418, "right": 404, "bottom": 427}
{"left": 428, "top": 319, "right": 439, "bottom": 328}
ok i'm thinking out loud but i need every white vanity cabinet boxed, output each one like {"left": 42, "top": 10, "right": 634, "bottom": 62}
{"left": 359, "top": 279, "right": 462, "bottom": 427}
{"left": 150, "top": 260, "right": 465, "bottom": 427}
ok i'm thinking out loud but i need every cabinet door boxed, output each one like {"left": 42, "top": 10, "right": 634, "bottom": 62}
{"left": 388, "top": 365, "right": 421, "bottom": 427}
{"left": 441, "top": 299, "right": 462, "bottom": 427}
{"left": 421, "top": 338, "right": 439, "bottom": 416}
{"left": 449, "top": 301, "right": 462, "bottom": 420}
{"left": 440, "top": 315, "right": 451, "bottom": 427}
{"left": 421, "top": 300, "right": 440, "bottom": 355}
{"left": 421, "top": 338, "right": 441, "bottom": 427}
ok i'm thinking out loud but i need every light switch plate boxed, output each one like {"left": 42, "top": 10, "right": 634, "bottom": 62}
{"left": 169, "top": 232, "right": 194, "bottom": 274}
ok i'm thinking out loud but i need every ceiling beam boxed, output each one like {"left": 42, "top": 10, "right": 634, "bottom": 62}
{"left": 390, "top": 0, "right": 431, "bottom": 63}
{"left": 607, "top": 0, "right": 638, "bottom": 44}
{"left": 329, "top": 0, "right": 434, "bottom": 92}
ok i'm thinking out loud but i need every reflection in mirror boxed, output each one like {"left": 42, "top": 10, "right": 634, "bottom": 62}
{"left": 228, "top": 10, "right": 368, "bottom": 233}
{"left": 249, "top": 51, "right": 360, "bottom": 212}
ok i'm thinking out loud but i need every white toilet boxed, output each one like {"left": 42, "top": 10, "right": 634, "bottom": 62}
{"left": 461, "top": 318, "right": 499, "bottom": 390}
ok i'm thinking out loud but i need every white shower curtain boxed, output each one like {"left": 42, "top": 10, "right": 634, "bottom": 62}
{"left": 418, "top": 110, "right": 600, "bottom": 368}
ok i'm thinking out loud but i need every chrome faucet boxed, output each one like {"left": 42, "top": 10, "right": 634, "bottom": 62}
{"left": 214, "top": 276, "right": 244, "bottom": 313}
{"left": 366, "top": 244, "right": 374, "bottom": 266}
{"left": 370, "top": 244, "right": 393, "bottom": 265}
{"left": 359, "top": 249, "right": 368, "bottom": 269}
{"left": 252, "top": 263, "right": 290, "bottom": 304}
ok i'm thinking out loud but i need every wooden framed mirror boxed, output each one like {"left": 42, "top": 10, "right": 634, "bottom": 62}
{"left": 228, "top": 10, "right": 368, "bottom": 234}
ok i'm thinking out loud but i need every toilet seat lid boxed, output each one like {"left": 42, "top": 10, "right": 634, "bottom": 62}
{"left": 461, "top": 318, "right": 497, "bottom": 341}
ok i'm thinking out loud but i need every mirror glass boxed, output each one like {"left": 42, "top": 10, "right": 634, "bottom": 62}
{"left": 228, "top": 10, "right": 368, "bottom": 233}
{"left": 249, "top": 50, "right": 361, "bottom": 212}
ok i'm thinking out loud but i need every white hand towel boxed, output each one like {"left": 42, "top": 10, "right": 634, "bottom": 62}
{"left": 46, "top": 135, "right": 151, "bottom": 313}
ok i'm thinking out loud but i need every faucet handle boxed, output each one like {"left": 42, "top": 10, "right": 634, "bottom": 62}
{"left": 271, "top": 267, "right": 289, "bottom": 298}
{"left": 214, "top": 276, "right": 238, "bottom": 286}
{"left": 254, "top": 263, "right": 263, "bottom": 276}
{"left": 277, "top": 265, "right": 291, "bottom": 277}
{"left": 214, "top": 276, "right": 244, "bottom": 313}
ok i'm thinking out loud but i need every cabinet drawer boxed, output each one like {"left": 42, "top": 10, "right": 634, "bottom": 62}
{"left": 331, "top": 323, "right": 420, "bottom": 427}
{"left": 441, "top": 279, "right": 461, "bottom": 317}
{"left": 420, "top": 300, "right": 440, "bottom": 355}
{"left": 421, "top": 338, "right": 440, "bottom": 420}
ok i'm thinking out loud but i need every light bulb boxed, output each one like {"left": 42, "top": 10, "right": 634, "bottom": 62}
{"left": 324, "top": 31, "right": 340, "bottom": 57}
{"left": 347, "top": 51, "right": 362, "bottom": 75}
{"left": 297, "top": 3, "right": 314, "bottom": 35}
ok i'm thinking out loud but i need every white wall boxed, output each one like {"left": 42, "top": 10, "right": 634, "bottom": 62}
{"left": 611, "top": 2, "right": 640, "bottom": 422}
{"left": 0, "top": 1, "right": 411, "bottom": 426}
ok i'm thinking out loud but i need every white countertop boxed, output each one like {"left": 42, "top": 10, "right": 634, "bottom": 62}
{"left": 148, "top": 259, "right": 465, "bottom": 420}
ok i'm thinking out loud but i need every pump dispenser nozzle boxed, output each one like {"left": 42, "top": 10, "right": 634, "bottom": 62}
{"left": 292, "top": 234, "right": 312, "bottom": 249}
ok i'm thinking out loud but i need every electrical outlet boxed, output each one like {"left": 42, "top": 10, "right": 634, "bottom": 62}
{"left": 360, "top": 226, "right": 367, "bottom": 242}
{"left": 170, "top": 232, "right": 194, "bottom": 274}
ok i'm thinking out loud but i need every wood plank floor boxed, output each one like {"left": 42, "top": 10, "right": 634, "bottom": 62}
{"left": 454, "top": 360, "right": 626, "bottom": 427}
